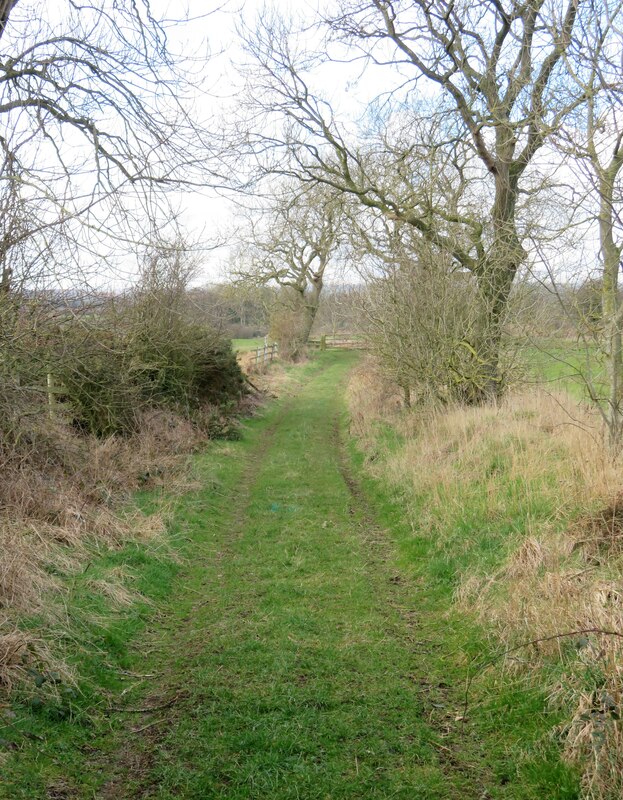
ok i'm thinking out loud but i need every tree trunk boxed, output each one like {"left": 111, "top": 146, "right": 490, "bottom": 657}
{"left": 284, "top": 279, "right": 323, "bottom": 361}
{"left": 299, "top": 277, "right": 323, "bottom": 348}
{"left": 0, "top": 0, "right": 18, "bottom": 41}
{"left": 599, "top": 168, "right": 623, "bottom": 450}
{"left": 475, "top": 262, "right": 516, "bottom": 401}
{"left": 472, "top": 162, "right": 522, "bottom": 402}
{"left": 0, "top": 262, "right": 12, "bottom": 296}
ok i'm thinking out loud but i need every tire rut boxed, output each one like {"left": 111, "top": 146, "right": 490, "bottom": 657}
{"left": 331, "top": 412, "right": 490, "bottom": 797}
{"left": 99, "top": 361, "right": 489, "bottom": 798}
{"left": 98, "top": 392, "right": 303, "bottom": 800}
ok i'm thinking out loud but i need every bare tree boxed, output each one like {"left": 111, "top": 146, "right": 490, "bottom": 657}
{"left": 347, "top": 210, "right": 488, "bottom": 404}
{"left": 311, "top": 283, "right": 365, "bottom": 338}
{"left": 579, "top": 2, "right": 623, "bottom": 448}
{"left": 234, "top": 182, "right": 343, "bottom": 356}
{"left": 0, "top": 1, "right": 216, "bottom": 293}
{"left": 537, "top": 0, "right": 623, "bottom": 448}
{"left": 237, "top": 0, "right": 594, "bottom": 399}
{"left": 0, "top": 0, "right": 223, "bottom": 430}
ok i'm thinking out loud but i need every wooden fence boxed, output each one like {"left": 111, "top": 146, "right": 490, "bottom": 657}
{"left": 238, "top": 335, "right": 364, "bottom": 374}
{"left": 308, "top": 334, "right": 365, "bottom": 350}
{"left": 250, "top": 342, "right": 279, "bottom": 368}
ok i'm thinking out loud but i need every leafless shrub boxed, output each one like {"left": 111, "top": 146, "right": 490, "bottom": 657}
{"left": 0, "top": 312, "right": 246, "bottom": 694}
{"left": 364, "top": 253, "right": 491, "bottom": 404}
{"left": 346, "top": 357, "right": 403, "bottom": 442}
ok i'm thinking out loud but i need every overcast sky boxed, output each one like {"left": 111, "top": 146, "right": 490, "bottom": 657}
{"left": 160, "top": 0, "right": 602, "bottom": 289}
{"left": 157, "top": 0, "right": 312, "bottom": 283}
{"left": 29, "top": 0, "right": 603, "bottom": 290}
{"left": 161, "top": 0, "right": 389, "bottom": 285}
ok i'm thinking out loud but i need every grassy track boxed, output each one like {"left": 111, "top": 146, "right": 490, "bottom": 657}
{"left": 2, "top": 352, "right": 577, "bottom": 798}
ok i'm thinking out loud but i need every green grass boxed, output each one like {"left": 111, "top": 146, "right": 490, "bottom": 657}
{"left": 521, "top": 337, "right": 606, "bottom": 400}
{"left": 0, "top": 351, "right": 579, "bottom": 798}
{"left": 0, "top": 527, "right": 182, "bottom": 797}
{"left": 232, "top": 337, "right": 268, "bottom": 352}
{"left": 345, "top": 439, "right": 579, "bottom": 799}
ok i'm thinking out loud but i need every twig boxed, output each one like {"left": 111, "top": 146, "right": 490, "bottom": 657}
{"left": 244, "top": 375, "right": 262, "bottom": 393}
{"left": 106, "top": 692, "right": 182, "bottom": 714}
{"left": 131, "top": 718, "right": 167, "bottom": 734}
{"left": 463, "top": 627, "right": 623, "bottom": 719}
{"left": 119, "top": 670, "right": 158, "bottom": 679}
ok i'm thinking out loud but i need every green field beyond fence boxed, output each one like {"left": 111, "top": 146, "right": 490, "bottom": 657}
{"left": 232, "top": 337, "right": 267, "bottom": 352}
{"left": 308, "top": 334, "right": 365, "bottom": 350}
{"left": 235, "top": 335, "right": 605, "bottom": 400}
{"left": 521, "top": 338, "right": 607, "bottom": 401}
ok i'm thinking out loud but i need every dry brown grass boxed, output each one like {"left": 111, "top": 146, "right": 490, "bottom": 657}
{"left": 347, "top": 359, "right": 623, "bottom": 799}
{"left": 0, "top": 406, "right": 202, "bottom": 695}
{"left": 0, "top": 631, "right": 37, "bottom": 693}
{"left": 237, "top": 349, "right": 283, "bottom": 375}
{"left": 0, "top": 522, "right": 64, "bottom": 615}
{"left": 237, "top": 351, "right": 258, "bottom": 374}
{"left": 347, "top": 358, "right": 404, "bottom": 442}
{"left": 86, "top": 570, "right": 142, "bottom": 608}
{"left": 0, "top": 629, "right": 72, "bottom": 697}
{"left": 392, "top": 392, "right": 613, "bottom": 511}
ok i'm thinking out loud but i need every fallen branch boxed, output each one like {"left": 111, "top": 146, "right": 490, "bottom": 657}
{"left": 244, "top": 375, "right": 263, "bottom": 393}
{"left": 106, "top": 692, "right": 183, "bottom": 715}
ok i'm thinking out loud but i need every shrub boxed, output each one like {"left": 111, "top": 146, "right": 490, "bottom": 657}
{"left": 45, "top": 308, "right": 246, "bottom": 438}
{"left": 269, "top": 296, "right": 308, "bottom": 361}
{"left": 56, "top": 325, "right": 141, "bottom": 437}
{"left": 130, "top": 321, "right": 245, "bottom": 411}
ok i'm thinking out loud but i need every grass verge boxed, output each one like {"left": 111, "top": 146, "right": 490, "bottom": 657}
{"left": 348, "top": 356, "right": 623, "bottom": 799}
{"left": 232, "top": 337, "right": 267, "bottom": 352}
{"left": 520, "top": 337, "right": 606, "bottom": 401}
{"left": 0, "top": 356, "right": 330, "bottom": 798}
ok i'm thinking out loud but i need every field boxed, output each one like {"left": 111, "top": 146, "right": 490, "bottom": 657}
{"left": 520, "top": 337, "right": 607, "bottom": 400}
{"left": 2, "top": 346, "right": 620, "bottom": 798}
{"left": 346, "top": 341, "right": 623, "bottom": 799}
{"left": 6, "top": 1, "right": 623, "bottom": 797}
{"left": 232, "top": 337, "right": 267, "bottom": 352}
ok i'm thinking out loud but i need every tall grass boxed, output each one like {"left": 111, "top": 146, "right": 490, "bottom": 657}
{"left": 347, "top": 357, "right": 623, "bottom": 800}
{"left": 0, "top": 407, "right": 199, "bottom": 692}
